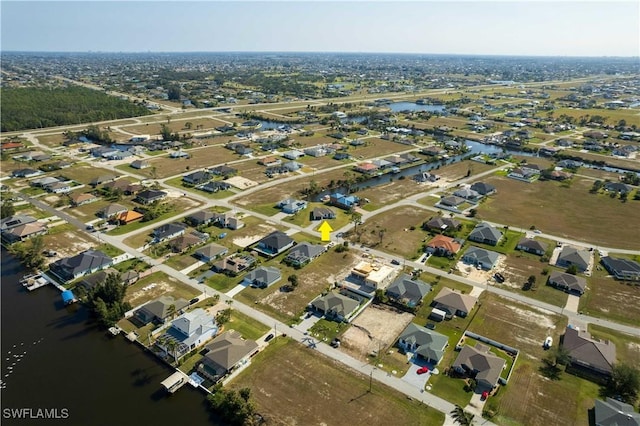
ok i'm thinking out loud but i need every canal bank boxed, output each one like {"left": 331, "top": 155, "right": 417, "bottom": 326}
{"left": 0, "top": 250, "right": 221, "bottom": 426}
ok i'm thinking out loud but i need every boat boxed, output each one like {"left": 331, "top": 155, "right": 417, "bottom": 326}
{"left": 391, "top": 167, "right": 401, "bottom": 174}
{"left": 108, "top": 327, "right": 120, "bottom": 337}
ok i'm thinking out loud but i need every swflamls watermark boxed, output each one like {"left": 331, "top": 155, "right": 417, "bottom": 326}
{"left": 3, "top": 408, "right": 69, "bottom": 420}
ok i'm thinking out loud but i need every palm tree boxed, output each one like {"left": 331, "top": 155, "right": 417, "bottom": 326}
{"left": 450, "top": 405, "right": 474, "bottom": 426}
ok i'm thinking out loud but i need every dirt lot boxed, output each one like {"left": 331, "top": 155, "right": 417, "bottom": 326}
{"left": 140, "top": 145, "right": 240, "bottom": 179}
{"left": 350, "top": 206, "right": 430, "bottom": 259}
{"left": 476, "top": 175, "right": 640, "bottom": 250}
{"left": 125, "top": 272, "right": 200, "bottom": 307}
{"left": 232, "top": 338, "right": 444, "bottom": 426}
{"left": 341, "top": 304, "right": 414, "bottom": 361}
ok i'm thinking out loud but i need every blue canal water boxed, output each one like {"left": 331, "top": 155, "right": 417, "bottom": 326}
{"left": 388, "top": 102, "right": 447, "bottom": 113}
{"left": 0, "top": 250, "right": 221, "bottom": 426}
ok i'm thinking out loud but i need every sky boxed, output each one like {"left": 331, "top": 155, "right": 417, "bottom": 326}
{"left": 1, "top": 1, "right": 639, "bottom": 57}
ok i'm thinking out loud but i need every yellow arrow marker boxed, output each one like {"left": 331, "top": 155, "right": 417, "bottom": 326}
{"left": 318, "top": 221, "right": 333, "bottom": 241}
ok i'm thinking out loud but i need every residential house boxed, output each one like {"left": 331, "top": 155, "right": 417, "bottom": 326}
{"left": 182, "top": 170, "right": 212, "bottom": 185}
{"left": 1, "top": 222, "right": 48, "bottom": 243}
{"left": 243, "top": 266, "right": 282, "bottom": 288}
{"left": 98, "top": 203, "right": 128, "bottom": 219}
{"left": 438, "top": 195, "right": 466, "bottom": 207}
{"left": 453, "top": 188, "right": 481, "bottom": 202}
{"left": 424, "top": 217, "right": 461, "bottom": 232}
{"left": 284, "top": 242, "right": 326, "bottom": 267}
{"left": 130, "top": 159, "right": 150, "bottom": 169}
{"left": 386, "top": 274, "right": 431, "bottom": 307}
{"left": 31, "top": 177, "right": 60, "bottom": 188}
{"left": 213, "top": 254, "right": 256, "bottom": 276}
{"left": 468, "top": 223, "right": 503, "bottom": 246}
{"left": 470, "top": 182, "right": 496, "bottom": 196}
{"left": 43, "top": 181, "right": 71, "bottom": 194}
{"left": 1, "top": 215, "right": 37, "bottom": 232}
{"left": 283, "top": 161, "right": 302, "bottom": 172}
{"left": 76, "top": 268, "right": 120, "bottom": 292}
{"left": 556, "top": 246, "right": 590, "bottom": 272}
{"left": 548, "top": 271, "right": 587, "bottom": 295}
{"left": 603, "top": 182, "right": 632, "bottom": 194}
{"left": 333, "top": 152, "right": 350, "bottom": 161}
{"left": 114, "top": 210, "right": 143, "bottom": 225}
{"left": 194, "top": 243, "right": 228, "bottom": 263}
{"left": 355, "top": 162, "right": 379, "bottom": 174}
{"left": 562, "top": 326, "right": 616, "bottom": 376}
{"left": 277, "top": 198, "right": 308, "bottom": 214}
{"left": 136, "top": 189, "right": 167, "bottom": 205}
{"left": 185, "top": 210, "right": 216, "bottom": 227}
{"left": 396, "top": 323, "right": 448, "bottom": 365}
{"left": 12, "top": 168, "right": 43, "bottom": 178}
{"left": 462, "top": 246, "right": 500, "bottom": 270}
{"left": 421, "top": 146, "right": 446, "bottom": 156}
{"left": 600, "top": 256, "right": 640, "bottom": 281}
{"left": 169, "top": 231, "right": 208, "bottom": 253}
{"left": 70, "top": 193, "right": 99, "bottom": 207}
{"left": 210, "top": 165, "right": 237, "bottom": 177}
{"left": 258, "top": 156, "right": 282, "bottom": 167}
{"left": 169, "top": 150, "right": 190, "bottom": 159}
{"left": 89, "top": 174, "right": 117, "bottom": 187}
{"left": 152, "top": 222, "right": 187, "bottom": 242}
{"left": 329, "top": 193, "right": 359, "bottom": 210}
{"left": 282, "top": 150, "right": 304, "bottom": 160}
{"left": 198, "top": 330, "right": 259, "bottom": 381}
{"left": 515, "top": 238, "right": 548, "bottom": 256}
{"left": 350, "top": 261, "right": 397, "bottom": 290}
{"left": 593, "top": 398, "right": 640, "bottom": 426}
{"left": 49, "top": 249, "right": 113, "bottom": 282}
{"left": 431, "top": 287, "right": 478, "bottom": 318}
{"left": 311, "top": 207, "right": 336, "bottom": 221}
{"left": 304, "top": 146, "right": 328, "bottom": 157}
{"left": 199, "top": 181, "right": 231, "bottom": 193}
{"left": 452, "top": 343, "right": 506, "bottom": 389}
{"left": 508, "top": 167, "right": 539, "bottom": 182}
{"left": 426, "top": 235, "right": 462, "bottom": 258}
{"left": 160, "top": 308, "right": 218, "bottom": 356}
{"left": 310, "top": 292, "right": 360, "bottom": 322}
{"left": 254, "top": 231, "right": 295, "bottom": 257}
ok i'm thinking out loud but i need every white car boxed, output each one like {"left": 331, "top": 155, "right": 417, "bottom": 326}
{"left": 543, "top": 336, "right": 553, "bottom": 349}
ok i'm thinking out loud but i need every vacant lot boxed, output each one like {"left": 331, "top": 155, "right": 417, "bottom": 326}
{"left": 54, "top": 164, "right": 124, "bottom": 186}
{"left": 492, "top": 360, "right": 599, "bottom": 426}
{"left": 121, "top": 117, "right": 230, "bottom": 135}
{"left": 341, "top": 304, "right": 414, "bottom": 361}
{"left": 232, "top": 338, "right": 444, "bottom": 426}
{"left": 236, "top": 250, "right": 359, "bottom": 323}
{"left": 579, "top": 267, "right": 640, "bottom": 327}
{"left": 124, "top": 271, "right": 200, "bottom": 308}
{"left": 140, "top": 145, "right": 240, "bottom": 179}
{"left": 349, "top": 206, "right": 430, "bottom": 259}
{"left": 476, "top": 176, "right": 640, "bottom": 249}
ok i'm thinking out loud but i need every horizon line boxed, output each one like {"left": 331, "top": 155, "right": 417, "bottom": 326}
{"left": 2, "top": 50, "right": 639, "bottom": 59}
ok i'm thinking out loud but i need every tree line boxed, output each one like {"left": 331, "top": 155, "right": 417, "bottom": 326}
{"left": 1, "top": 86, "right": 152, "bottom": 132}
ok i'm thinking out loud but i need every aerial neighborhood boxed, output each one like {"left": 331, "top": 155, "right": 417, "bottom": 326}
{"left": 1, "top": 51, "right": 639, "bottom": 426}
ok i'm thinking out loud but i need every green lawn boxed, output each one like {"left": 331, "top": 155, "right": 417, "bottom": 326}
{"left": 224, "top": 310, "right": 270, "bottom": 341}
{"left": 427, "top": 371, "right": 473, "bottom": 407}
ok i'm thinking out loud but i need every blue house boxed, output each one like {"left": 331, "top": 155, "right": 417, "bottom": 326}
{"left": 277, "top": 198, "right": 308, "bottom": 214}
{"left": 329, "top": 193, "right": 359, "bottom": 210}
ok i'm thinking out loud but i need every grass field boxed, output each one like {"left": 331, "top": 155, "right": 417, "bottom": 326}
{"left": 124, "top": 271, "right": 200, "bottom": 308}
{"left": 348, "top": 206, "right": 430, "bottom": 259}
{"left": 475, "top": 175, "right": 640, "bottom": 249}
{"left": 588, "top": 324, "right": 640, "bottom": 368}
{"left": 223, "top": 309, "right": 270, "bottom": 341}
{"left": 578, "top": 265, "right": 640, "bottom": 327}
{"left": 231, "top": 338, "right": 444, "bottom": 426}
{"left": 139, "top": 145, "right": 240, "bottom": 179}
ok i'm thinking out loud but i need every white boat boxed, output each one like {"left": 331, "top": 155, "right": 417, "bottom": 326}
{"left": 108, "top": 327, "right": 120, "bottom": 336}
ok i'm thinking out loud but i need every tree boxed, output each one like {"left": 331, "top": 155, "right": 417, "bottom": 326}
{"left": 288, "top": 274, "right": 299, "bottom": 290}
{"left": 377, "top": 228, "right": 387, "bottom": 246}
{"left": 450, "top": 405, "right": 475, "bottom": 426}
{"left": 184, "top": 121, "right": 193, "bottom": 130}
{"left": 606, "top": 363, "right": 640, "bottom": 405}
{"left": 160, "top": 124, "right": 172, "bottom": 141}
{"left": 350, "top": 211, "right": 363, "bottom": 236}
{"left": 566, "top": 264, "right": 578, "bottom": 275}
{"left": 207, "top": 387, "right": 256, "bottom": 426}
{"left": 1, "top": 202, "right": 15, "bottom": 219}
{"left": 86, "top": 273, "right": 131, "bottom": 328}
{"left": 216, "top": 308, "right": 231, "bottom": 325}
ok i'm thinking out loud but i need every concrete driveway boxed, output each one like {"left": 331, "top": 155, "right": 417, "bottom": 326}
{"left": 564, "top": 294, "right": 580, "bottom": 313}
{"left": 402, "top": 360, "right": 431, "bottom": 390}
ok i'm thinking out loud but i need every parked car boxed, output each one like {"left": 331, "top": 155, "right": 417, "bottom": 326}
{"left": 481, "top": 391, "right": 489, "bottom": 400}
{"left": 391, "top": 259, "right": 401, "bottom": 265}
{"left": 543, "top": 336, "right": 553, "bottom": 349}
{"left": 330, "top": 338, "right": 341, "bottom": 348}
{"left": 426, "top": 323, "right": 436, "bottom": 330}
{"left": 189, "top": 297, "right": 199, "bottom": 305}
{"left": 264, "top": 333, "right": 275, "bottom": 342}
{"left": 494, "top": 273, "right": 505, "bottom": 283}
{"left": 416, "top": 366, "right": 429, "bottom": 375}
